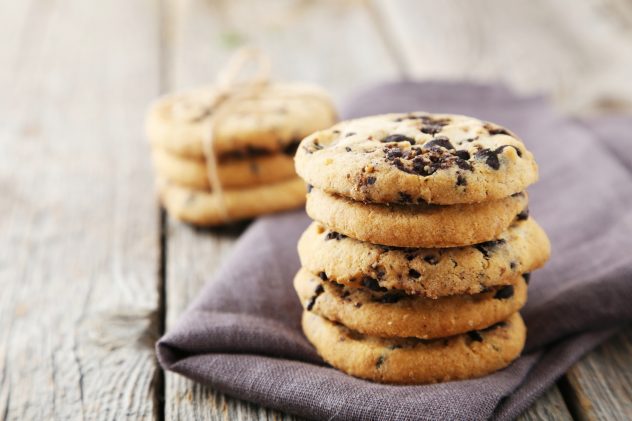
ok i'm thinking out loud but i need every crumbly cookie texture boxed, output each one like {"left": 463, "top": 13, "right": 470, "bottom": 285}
{"left": 146, "top": 83, "right": 337, "bottom": 159}
{"left": 306, "top": 187, "right": 528, "bottom": 248}
{"left": 158, "top": 177, "right": 306, "bottom": 226}
{"left": 295, "top": 112, "right": 537, "bottom": 205}
{"left": 151, "top": 147, "right": 297, "bottom": 190}
{"left": 298, "top": 218, "right": 548, "bottom": 298}
{"left": 302, "top": 311, "right": 526, "bottom": 384}
{"left": 294, "top": 268, "right": 527, "bottom": 339}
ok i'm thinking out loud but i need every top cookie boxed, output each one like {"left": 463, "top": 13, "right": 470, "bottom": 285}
{"left": 295, "top": 112, "right": 538, "bottom": 205}
{"left": 146, "top": 83, "right": 337, "bottom": 159}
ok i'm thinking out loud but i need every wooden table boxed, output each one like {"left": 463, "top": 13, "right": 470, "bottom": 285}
{"left": 1, "top": 0, "right": 631, "bottom": 419}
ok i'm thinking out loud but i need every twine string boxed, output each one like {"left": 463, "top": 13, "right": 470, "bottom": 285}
{"left": 201, "top": 47, "right": 271, "bottom": 222}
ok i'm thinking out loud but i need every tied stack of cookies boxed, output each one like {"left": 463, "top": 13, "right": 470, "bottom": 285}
{"left": 145, "top": 51, "right": 337, "bottom": 226}
{"left": 293, "top": 112, "right": 551, "bottom": 384}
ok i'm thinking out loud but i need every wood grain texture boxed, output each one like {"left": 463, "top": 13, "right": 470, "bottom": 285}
{"left": 372, "top": 0, "right": 632, "bottom": 113}
{"left": 517, "top": 385, "right": 573, "bottom": 421}
{"left": 164, "top": 0, "right": 402, "bottom": 103}
{"left": 561, "top": 325, "right": 632, "bottom": 421}
{"left": 0, "top": 0, "right": 162, "bottom": 419}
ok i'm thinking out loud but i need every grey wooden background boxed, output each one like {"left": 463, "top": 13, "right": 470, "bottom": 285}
{"left": 1, "top": 0, "right": 631, "bottom": 420}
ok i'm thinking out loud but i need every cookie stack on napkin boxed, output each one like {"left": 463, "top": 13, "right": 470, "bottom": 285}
{"left": 293, "top": 112, "right": 550, "bottom": 384}
{"left": 146, "top": 83, "right": 337, "bottom": 226}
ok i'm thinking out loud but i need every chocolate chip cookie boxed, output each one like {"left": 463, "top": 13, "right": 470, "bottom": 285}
{"left": 298, "top": 218, "right": 549, "bottom": 297}
{"left": 147, "top": 83, "right": 337, "bottom": 159}
{"left": 295, "top": 112, "right": 537, "bottom": 205}
{"left": 151, "top": 147, "right": 296, "bottom": 190}
{"left": 302, "top": 311, "right": 526, "bottom": 384}
{"left": 294, "top": 268, "right": 527, "bottom": 339}
{"left": 306, "top": 187, "right": 528, "bottom": 247}
{"left": 157, "top": 177, "right": 306, "bottom": 226}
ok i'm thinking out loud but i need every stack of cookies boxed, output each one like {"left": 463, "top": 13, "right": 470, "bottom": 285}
{"left": 146, "top": 83, "right": 337, "bottom": 226}
{"left": 293, "top": 112, "right": 550, "bottom": 384}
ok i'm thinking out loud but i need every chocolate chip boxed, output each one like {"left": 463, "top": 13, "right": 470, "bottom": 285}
{"left": 456, "top": 159, "right": 473, "bottom": 171}
{"left": 345, "top": 132, "right": 356, "bottom": 137}
{"left": 467, "top": 331, "right": 483, "bottom": 342}
{"left": 385, "top": 147, "right": 403, "bottom": 159}
{"left": 381, "top": 134, "right": 415, "bottom": 144}
{"left": 345, "top": 146, "right": 352, "bottom": 152}
{"left": 379, "top": 292, "right": 404, "bottom": 304}
{"left": 456, "top": 174, "right": 467, "bottom": 186}
{"left": 516, "top": 207, "right": 529, "bottom": 220}
{"left": 398, "top": 192, "right": 412, "bottom": 203}
{"left": 475, "top": 148, "right": 500, "bottom": 170}
{"left": 408, "top": 269, "right": 421, "bottom": 278}
{"left": 510, "top": 261, "right": 517, "bottom": 270}
{"left": 318, "top": 271, "right": 328, "bottom": 281}
{"left": 455, "top": 150, "right": 470, "bottom": 160}
{"left": 362, "top": 277, "right": 387, "bottom": 292}
{"left": 366, "top": 176, "right": 376, "bottom": 185}
{"left": 418, "top": 115, "right": 451, "bottom": 126}
{"left": 282, "top": 140, "right": 300, "bottom": 156}
{"left": 306, "top": 284, "right": 324, "bottom": 311}
{"left": 423, "top": 136, "right": 454, "bottom": 151}
{"left": 420, "top": 124, "right": 443, "bottom": 135}
{"left": 423, "top": 255, "right": 439, "bottom": 265}
{"left": 477, "top": 144, "right": 523, "bottom": 169}
{"left": 485, "top": 124, "right": 512, "bottom": 136}
{"left": 523, "top": 273, "right": 531, "bottom": 284}
{"left": 495, "top": 144, "right": 523, "bottom": 158}
{"left": 375, "top": 355, "right": 386, "bottom": 368}
{"left": 494, "top": 285, "right": 514, "bottom": 299}
{"left": 220, "top": 144, "right": 272, "bottom": 160}
{"left": 474, "top": 239, "right": 506, "bottom": 258}
{"left": 306, "top": 184, "right": 313, "bottom": 193}
{"left": 325, "top": 231, "right": 346, "bottom": 241}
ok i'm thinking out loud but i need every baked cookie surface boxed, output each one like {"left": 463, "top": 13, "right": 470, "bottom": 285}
{"left": 306, "top": 188, "right": 528, "bottom": 247}
{"left": 151, "top": 147, "right": 296, "bottom": 190}
{"left": 298, "top": 218, "right": 548, "bottom": 297}
{"left": 295, "top": 112, "right": 537, "bottom": 205}
{"left": 302, "top": 311, "right": 526, "bottom": 384}
{"left": 158, "top": 177, "right": 306, "bottom": 226}
{"left": 294, "top": 268, "right": 527, "bottom": 339}
{"left": 147, "top": 83, "right": 337, "bottom": 159}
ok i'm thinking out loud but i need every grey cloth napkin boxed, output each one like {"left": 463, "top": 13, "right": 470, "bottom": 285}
{"left": 157, "top": 82, "right": 632, "bottom": 420}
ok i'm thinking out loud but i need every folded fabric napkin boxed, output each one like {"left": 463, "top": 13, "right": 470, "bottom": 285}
{"left": 157, "top": 82, "right": 632, "bottom": 420}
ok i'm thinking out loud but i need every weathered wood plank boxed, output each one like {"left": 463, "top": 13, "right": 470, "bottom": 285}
{"left": 517, "top": 385, "right": 573, "bottom": 421}
{"left": 164, "top": 0, "right": 403, "bottom": 102}
{"left": 561, "top": 325, "right": 632, "bottom": 421}
{"left": 161, "top": 0, "right": 400, "bottom": 419}
{"left": 0, "top": 0, "right": 162, "bottom": 419}
{"left": 371, "top": 0, "right": 632, "bottom": 113}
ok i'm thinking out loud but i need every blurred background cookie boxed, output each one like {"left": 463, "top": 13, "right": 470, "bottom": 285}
{"left": 146, "top": 51, "right": 338, "bottom": 226}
